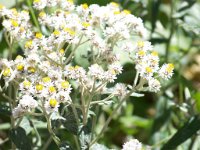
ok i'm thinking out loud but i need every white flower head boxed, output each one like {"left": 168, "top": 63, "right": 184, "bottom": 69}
{"left": 122, "top": 139, "right": 142, "bottom": 150}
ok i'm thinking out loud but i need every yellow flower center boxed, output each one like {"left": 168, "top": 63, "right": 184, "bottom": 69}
{"left": 145, "top": 67, "right": 152, "bottom": 73}
{"left": 61, "top": 81, "right": 69, "bottom": 89}
{"left": 39, "top": 11, "right": 46, "bottom": 17}
{"left": 68, "top": 66, "right": 74, "bottom": 70}
{"left": 151, "top": 51, "right": 158, "bottom": 56}
{"left": 59, "top": 49, "right": 65, "bottom": 55}
{"left": 82, "top": 3, "right": 88, "bottom": 9}
{"left": 123, "top": 10, "right": 131, "bottom": 14}
{"left": 28, "top": 66, "right": 36, "bottom": 73}
{"left": 16, "top": 64, "right": 24, "bottom": 71}
{"left": 64, "top": 28, "right": 75, "bottom": 36}
{"left": 53, "top": 30, "right": 60, "bottom": 36}
{"left": 48, "top": 86, "right": 56, "bottom": 93}
{"left": 49, "top": 99, "right": 57, "bottom": 108}
{"left": 3, "top": 68, "right": 11, "bottom": 77}
{"left": 0, "top": 4, "right": 5, "bottom": 10}
{"left": 111, "top": 69, "right": 116, "bottom": 75}
{"left": 25, "top": 40, "right": 33, "bottom": 49}
{"left": 82, "top": 22, "right": 90, "bottom": 28}
{"left": 15, "top": 55, "right": 23, "bottom": 60}
{"left": 137, "top": 41, "right": 144, "bottom": 48}
{"left": 166, "top": 63, "right": 174, "bottom": 73}
{"left": 35, "top": 32, "right": 43, "bottom": 39}
{"left": 11, "top": 19, "right": 19, "bottom": 27}
{"left": 67, "top": 0, "right": 74, "bottom": 4}
{"left": 36, "top": 84, "right": 44, "bottom": 91}
{"left": 23, "top": 80, "right": 31, "bottom": 88}
{"left": 114, "top": 11, "right": 120, "bottom": 15}
{"left": 138, "top": 50, "right": 145, "bottom": 56}
{"left": 74, "top": 65, "right": 80, "bottom": 69}
{"left": 34, "top": 0, "right": 41, "bottom": 3}
{"left": 42, "top": 76, "right": 51, "bottom": 83}
{"left": 110, "top": 2, "right": 119, "bottom": 7}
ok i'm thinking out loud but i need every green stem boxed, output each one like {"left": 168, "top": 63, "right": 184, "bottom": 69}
{"left": 73, "top": 135, "right": 80, "bottom": 150}
{"left": 41, "top": 136, "right": 52, "bottom": 150}
{"left": 89, "top": 88, "right": 136, "bottom": 147}
{"left": 65, "top": 35, "right": 84, "bottom": 64}
{"left": 26, "top": 0, "right": 41, "bottom": 32}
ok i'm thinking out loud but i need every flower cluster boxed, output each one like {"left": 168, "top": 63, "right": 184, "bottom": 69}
{"left": 122, "top": 139, "right": 142, "bottom": 150}
{"left": 123, "top": 40, "right": 174, "bottom": 92}
{"left": 0, "top": 1, "right": 173, "bottom": 120}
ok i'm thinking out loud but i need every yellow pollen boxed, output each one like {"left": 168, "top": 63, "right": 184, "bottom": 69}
{"left": 145, "top": 67, "right": 152, "bottom": 73}
{"left": 0, "top": 4, "right": 5, "bottom": 9}
{"left": 16, "top": 64, "right": 24, "bottom": 71}
{"left": 64, "top": 11, "right": 70, "bottom": 16}
{"left": 61, "top": 81, "right": 69, "bottom": 89}
{"left": 110, "top": 2, "right": 119, "bottom": 7}
{"left": 82, "top": 3, "right": 88, "bottom": 9}
{"left": 42, "top": 76, "right": 51, "bottom": 83}
{"left": 74, "top": 65, "right": 80, "bottom": 69}
{"left": 166, "top": 63, "right": 174, "bottom": 73}
{"left": 19, "top": 27, "right": 25, "bottom": 32}
{"left": 151, "top": 51, "right": 158, "bottom": 56}
{"left": 34, "top": 0, "right": 41, "bottom": 3}
{"left": 138, "top": 50, "right": 145, "bottom": 56}
{"left": 59, "top": 49, "right": 65, "bottom": 54}
{"left": 137, "top": 41, "right": 144, "bottom": 48}
{"left": 3, "top": 68, "right": 11, "bottom": 77}
{"left": 23, "top": 80, "right": 31, "bottom": 87}
{"left": 22, "top": 10, "right": 29, "bottom": 14}
{"left": 68, "top": 66, "right": 74, "bottom": 70}
{"left": 48, "top": 86, "right": 56, "bottom": 93}
{"left": 49, "top": 99, "right": 57, "bottom": 108}
{"left": 67, "top": 0, "right": 74, "bottom": 4}
{"left": 82, "top": 22, "right": 90, "bottom": 28}
{"left": 36, "top": 84, "right": 43, "bottom": 91}
{"left": 27, "top": 66, "right": 36, "bottom": 73}
{"left": 15, "top": 55, "right": 23, "bottom": 60}
{"left": 35, "top": 32, "right": 43, "bottom": 39}
{"left": 114, "top": 11, "right": 120, "bottom": 15}
{"left": 11, "top": 19, "right": 19, "bottom": 27}
{"left": 39, "top": 11, "right": 46, "bottom": 17}
{"left": 53, "top": 30, "right": 60, "bottom": 36}
{"left": 11, "top": 8, "right": 18, "bottom": 16}
{"left": 111, "top": 69, "right": 116, "bottom": 75}
{"left": 64, "top": 28, "right": 75, "bottom": 36}
{"left": 123, "top": 10, "right": 131, "bottom": 14}
{"left": 25, "top": 40, "right": 33, "bottom": 49}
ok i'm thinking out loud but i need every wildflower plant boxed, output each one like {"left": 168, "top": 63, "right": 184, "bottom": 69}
{"left": 0, "top": 1, "right": 174, "bottom": 149}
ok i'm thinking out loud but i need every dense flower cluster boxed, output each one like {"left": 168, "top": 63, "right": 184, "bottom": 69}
{"left": 122, "top": 139, "right": 142, "bottom": 150}
{"left": 0, "top": 1, "right": 173, "bottom": 120}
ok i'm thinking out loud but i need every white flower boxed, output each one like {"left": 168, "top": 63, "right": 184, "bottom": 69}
{"left": 148, "top": 78, "right": 161, "bottom": 92}
{"left": 19, "top": 95, "right": 38, "bottom": 109}
{"left": 122, "top": 139, "right": 142, "bottom": 150}
{"left": 88, "top": 64, "right": 105, "bottom": 80}
{"left": 159, "top": 63, "right": 174, "bottom": 80}
{"left": 113, "top": 83, "right": 128, "bottom": 98}
{"left": 33, "top": 0, "right": 47, "bottom": 10}
{"left": 12, "top": 105, "right": 24, "bottom": 118}
{"left": 45, "top": 98, "right": 60, "bottom": 114}
{"left": 109, "top": 63, "right": 123, "bottom": 75}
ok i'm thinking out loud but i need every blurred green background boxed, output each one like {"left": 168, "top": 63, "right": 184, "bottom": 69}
{"left": 0, "top": 0, "right": 200, "bottom": 149}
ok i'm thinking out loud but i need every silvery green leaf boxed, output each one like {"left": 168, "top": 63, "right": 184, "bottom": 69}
{"left": 51, "top": 112, "right": 66, "bottom": 120}
{"left": 130, "top": 92, "right": 144, "bottom": 97}
{"left": 184, "top": 87, "right": 191, "bottom": 101}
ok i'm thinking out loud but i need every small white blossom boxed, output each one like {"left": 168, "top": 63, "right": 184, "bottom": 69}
{"left": 122, "top": 139, "right": 142, "bottom": 150}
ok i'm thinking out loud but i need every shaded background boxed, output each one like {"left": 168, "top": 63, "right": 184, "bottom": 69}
{"left": 0, "top": 0, "right": 200, "bottom": 149}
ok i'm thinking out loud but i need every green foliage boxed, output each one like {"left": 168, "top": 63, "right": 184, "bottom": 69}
{"left": 9, "top": 127, "right": 32, "bottom": 150}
